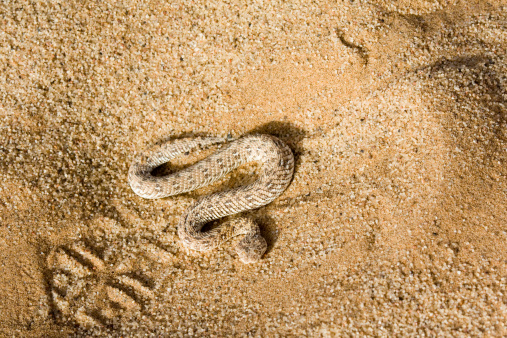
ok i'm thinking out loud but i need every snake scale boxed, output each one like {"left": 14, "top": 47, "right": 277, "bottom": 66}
{"left": 128, "top": 134, "right": 294, "bottom": 263}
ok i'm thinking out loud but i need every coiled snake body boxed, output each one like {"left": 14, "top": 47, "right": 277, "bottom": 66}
{"left": 128, "top": 134, "right": 294, "bottom": 263}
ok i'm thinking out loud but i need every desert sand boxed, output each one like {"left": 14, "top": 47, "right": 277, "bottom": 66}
{"left": 0, "top": 0, "right": 506, "bottom": 336}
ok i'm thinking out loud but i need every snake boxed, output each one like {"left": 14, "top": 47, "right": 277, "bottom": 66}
{"left": 128, "top": 134, "right": 294, "bottom": 263}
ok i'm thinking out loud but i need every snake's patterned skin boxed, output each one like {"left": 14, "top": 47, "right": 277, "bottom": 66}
{"left": 128, "top": 134, "right": 294, "bottom": 263}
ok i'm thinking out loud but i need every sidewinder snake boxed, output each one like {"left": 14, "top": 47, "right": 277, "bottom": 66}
{"left": 128, "top": 134, "right": 294, "bottom": 263}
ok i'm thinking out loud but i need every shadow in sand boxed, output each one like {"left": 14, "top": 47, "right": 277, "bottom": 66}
{"left": 247, "top": 120, "right": 308, "bottom": 165}
{"left": 254, "top": 214, "right": 279, "bottom": 255}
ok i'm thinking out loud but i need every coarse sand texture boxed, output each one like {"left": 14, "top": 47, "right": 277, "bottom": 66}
{"left": 0, "top": 0, "right": 506, "bottom": 336}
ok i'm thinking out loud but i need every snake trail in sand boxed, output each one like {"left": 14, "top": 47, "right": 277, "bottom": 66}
{"left": 128, "top": 134, "right": 295, "bottom": 263}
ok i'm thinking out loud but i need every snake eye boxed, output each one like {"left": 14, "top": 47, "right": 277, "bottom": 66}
{"left": 236, "top": 234, "right": 267, "bottom": 264}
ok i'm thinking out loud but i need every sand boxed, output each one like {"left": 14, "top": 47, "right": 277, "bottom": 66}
{"left": 0, "top": 0, "right": 506, "bottom": 336}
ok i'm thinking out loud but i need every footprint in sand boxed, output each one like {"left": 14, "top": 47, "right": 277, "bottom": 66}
{"left": 46, "top": 216, "right": 176, "bottom": 329}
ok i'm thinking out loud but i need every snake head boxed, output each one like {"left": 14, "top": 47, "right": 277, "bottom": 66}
{"left": 235, "top": 234, "right": 267, "bottom": 264}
